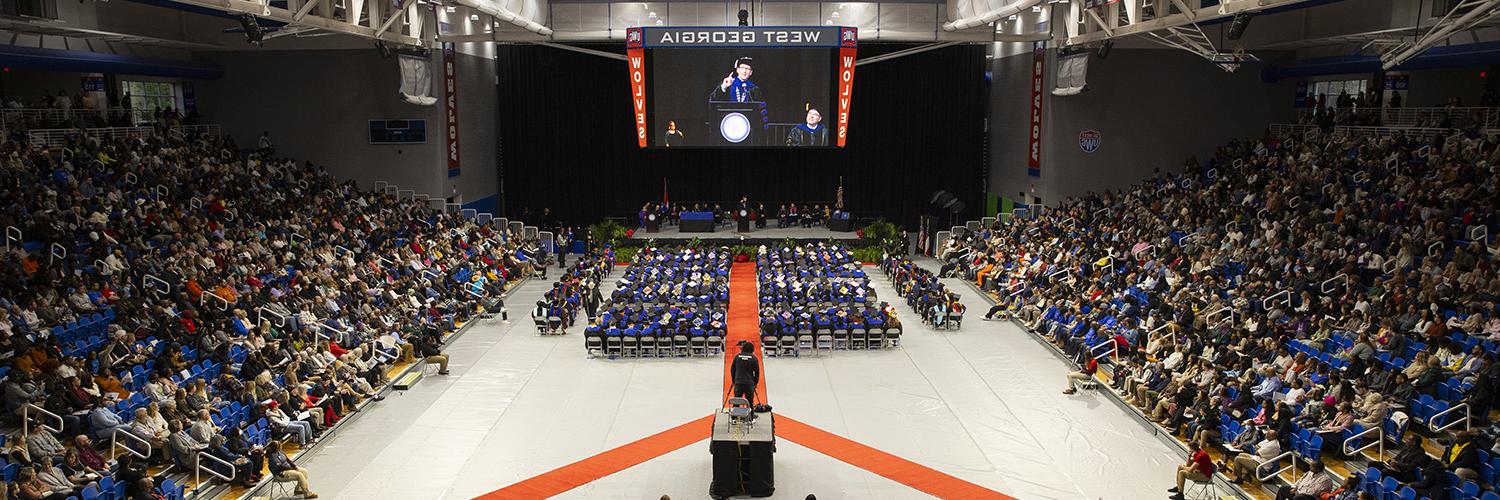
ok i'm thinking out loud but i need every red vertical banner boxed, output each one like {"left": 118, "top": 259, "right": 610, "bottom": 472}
{"left": 1027, "top": 42, "right": 1044, "bottom": 177}
{"left": 443, "top": 42, "right": 461, "bottom": 178}
{"left": 627, "top": 27, "right": 648, "bottom": 148}
{"left": 836, "top": 27, "right": 858, "bottom": 148}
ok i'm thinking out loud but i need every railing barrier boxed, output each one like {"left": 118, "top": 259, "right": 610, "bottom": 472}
{"left": 48, "top": 242, "right": 66, "bottom": 264}
{"left": 1342, "top": 425, "right": 1384, "bottom": 457}
{"left": 1255, "top": 451, "right": 1297, "bottom": 483}
{"left": 1428, "top": 241, "right": 1444, "bottom": 257}
{"left": 195, "top": 451, "right": 235, "bottom": 488}
{"left": 4, "top": 225, "right": 20, "bottom": 251}
{"left": 124, "top": 172, "right": 137, "bottom": 185}
{"left": 201, "top": 292, "right": 230, "bottom": 312}
{"left": 374, "top": 181, "right": 388, "bottom": 191}
{"left": 1146, "top": 323, "right": 1175, "bottom": 349}
{"left": 1320, "top": 274, "right": 1349, "bottom": 294}
{"left": 190, "top": 197, "right": 202, "bottom": 209}
{"left": 1469, "top": 225, "right": 1488, "bottom": 242}
{"left": 1381, "top": 257, "right": 1398, "bottom": 275}
{"left": 142, "top": 274, "right": 171, "bottom": 296}
{"left": 1264, "top": 290, "right": 1292, "bottom": 309}
{"left": 23, "top": 404, "right": 64, "bottom": 437}
{"left": 1431, "top": 403, "right": 1470, "bottom": 433}
{"left": 256, "top": 306, "right": 287, "bottom": 328}
{"left": 1090, "top": 338, "right": 1118, "bottom": 361}
{"left": 111, "top": 427, "right": 152, "bottom": 461}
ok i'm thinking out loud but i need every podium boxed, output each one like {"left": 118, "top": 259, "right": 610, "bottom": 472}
{"left": 646, "top": 213, "right": 660, "bottom": 233}
{"left": 736, "top": 209, "right": 751, "bottom": 233}
{"left": 711, "top": 101, "right": 767, "bottom": 146}
{"left": 709, "top": 410, "right": 775, "bottom": 498}
{"left": 829, "top": 216, "right": 854, "bottom": 232}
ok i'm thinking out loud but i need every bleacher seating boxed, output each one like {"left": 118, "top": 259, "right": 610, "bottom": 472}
{"left": 0, "top": 129, "right": 540, "bottom": 498}
{"left": 959, "top": 126, "right": 1500, "bottom": 499}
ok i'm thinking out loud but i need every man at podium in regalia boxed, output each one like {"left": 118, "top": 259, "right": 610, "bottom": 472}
{"left": 709, "top": 57, "right": 764, "bottom": 103}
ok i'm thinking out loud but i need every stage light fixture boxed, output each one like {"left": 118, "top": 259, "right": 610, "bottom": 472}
{"left": 1228, "top": 12, "right": 1252, "bottom": 40}
{"left": 737, "top": 9, "right": 750, "bottom": 26}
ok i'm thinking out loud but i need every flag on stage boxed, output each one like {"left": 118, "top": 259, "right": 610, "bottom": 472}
{"left": 917, "top": 217, "right": 930, "bottom": 256}
{"left": 835, "top": 177, "right": 844, "bottom": 210}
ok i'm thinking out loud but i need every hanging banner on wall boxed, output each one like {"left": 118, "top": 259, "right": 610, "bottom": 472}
{"left": 443, "top": 42, "right": 461, "bottom": 178}
{"left": 836, "top": 27, "right": 858, "bottom": 147}
{"left": 626, "top": 27, "right": 648, "bottom": 148}
{"left": 1028, "top": 42, "right": 1045, "bottom": 177}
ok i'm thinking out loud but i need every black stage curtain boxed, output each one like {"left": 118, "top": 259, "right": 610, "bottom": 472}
{"left": 495, "top": 43, "right": 985, "bottom": 230}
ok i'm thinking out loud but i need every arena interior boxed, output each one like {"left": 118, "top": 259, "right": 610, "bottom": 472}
{"left": 0, "top": 0, "right": 1499, "bottom": 499}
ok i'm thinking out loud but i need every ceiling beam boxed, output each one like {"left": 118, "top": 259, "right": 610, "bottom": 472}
{"left": 1065, "top": 0, "right": 1316, "bottom": 46}
{"left": 155, "top": 0, "right": 421, "bottom": 45}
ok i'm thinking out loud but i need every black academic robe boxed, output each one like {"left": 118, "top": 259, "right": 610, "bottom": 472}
{"left": 786, "top": 124, "right": 829, "bottom": 146}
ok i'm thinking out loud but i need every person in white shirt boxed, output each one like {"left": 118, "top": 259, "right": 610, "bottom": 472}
{"left": 1228, "top": 430, "right": 1281, "bottom": 484}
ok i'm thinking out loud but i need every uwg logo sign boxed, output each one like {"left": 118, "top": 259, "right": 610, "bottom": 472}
{"left": 443, "top": 42, "right": 460, "bottom": 177}
{"left": 836, "top": 36, "right": 857, "bottom": 147}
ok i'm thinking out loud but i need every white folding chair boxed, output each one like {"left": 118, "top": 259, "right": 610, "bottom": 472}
{"left": 605, "top": 336, "right": 623, "bottom": 357}
{"left": 796, "top": 335, "right": 814, "bottom": 356}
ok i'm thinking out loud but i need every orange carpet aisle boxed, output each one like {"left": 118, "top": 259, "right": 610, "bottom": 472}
{"left": 474, "top": 415, "right": 714, "bottom": 499}
{"left": 775, "top": 415, "right": 1014, "bottom": 500}
{"left": 722, "top": 261, "right": 767, "bottom": 406}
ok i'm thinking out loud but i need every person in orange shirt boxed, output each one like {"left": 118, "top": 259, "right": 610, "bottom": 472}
{"left": 94, "top": 368, "right": 130, "bottom": 400}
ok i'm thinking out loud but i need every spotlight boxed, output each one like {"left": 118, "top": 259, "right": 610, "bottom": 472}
{"left": 1228, "top": 12, "right": 1252, "bottom": 40}
{"left": 737, "top": 8, "right": 749, "bottom": 26}
{"left": 239, "top": 14, "right": 264, "bottom": 44}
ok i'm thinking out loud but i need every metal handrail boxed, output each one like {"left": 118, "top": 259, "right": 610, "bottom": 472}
{"left": 256, "top": 306, "right": 287, "bottom": 328}
{"left": 142, "top": 274, "right": 171, "bottom": 296}
{"left": 1146, "top": 323, "right": 1175, "bottom": 349}
{"left": 1428, "top": 241, "right": 1444, "bottom": 257}
{"left": 111, "top": 427, "right": 151, "bottom": 461}
{"left": 200, "top": 292, "right": 230, "bottom": 312}
{"left": 123, "top": 172, "right": 137, "bottom": 185}
{"left": 1469, "top": 225, "right": 1488, "bottom": 242}
{"left": 48, "top": 242, "right": 66, "bottom": 264}
{"left": 23, "top": 404, "right": 64, "bottom": 437}
{"left": 1320, "top": 274, "right": 1348, "bottom": 294}
{"left": 1204, "top": 306, "right": 1233, "bottom": 324}
{"left": 1090, "top": 338, "right": 1117, "bottom": 361}
{"left": 195, "top": 450, "right": 235, "bottom": 488}
{"left": 1264, "top": 290, "right": 1292, "bottom": 309}
{"left": 1342, "top": 425, "right": 1384, "bottom": 457}
{"left": 1133, "top": 244, "right": 1154, "bottom": 257}
{"left": 306, "top": 321, "right": 338, "bottom": 342}
{"left": 334, "top": 245, "right": 353, "bottom": 257}
{"left": 1431, "top": 403, "right": 1470, "bottom": 433}
{"left": 1353, "top": 171, "right": 1370, "bottom": 183}
{"left": 370, "top": 346, "right": 398, "bottom": 362}
{"left": 190, "top": 197, "right": 203, "bottom": 209}
{"left": 1255, "top": 451, "right": 1297, "bottom": 483}
{"left": 4, "top": 225, "right": 19, "bottom": 251}
{"left": 1381, "top": 257, "right": 1398, "bottom": 275}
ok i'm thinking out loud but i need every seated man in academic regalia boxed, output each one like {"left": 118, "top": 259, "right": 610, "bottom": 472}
{"left": 786, "top": 108, "right": 830, "bottom": 147}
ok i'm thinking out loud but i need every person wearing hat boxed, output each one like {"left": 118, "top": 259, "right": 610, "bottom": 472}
{"left": 730, "top": 341, "right": 759, "bottom": 404}
{"left": 710, "top": 57, "right": 764, "bottom": 104}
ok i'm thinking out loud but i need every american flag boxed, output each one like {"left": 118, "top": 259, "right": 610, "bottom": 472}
{"left": 835, "top": 176, "right": 844, "bottom": 210}
{"left": 917, "top": 217, "right": 929, "bottom": 256}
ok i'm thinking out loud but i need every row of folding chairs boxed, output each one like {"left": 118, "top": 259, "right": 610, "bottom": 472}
{"left": 587, "top": 334, "right": 725, "bottom": 358}
{"left": 762, "top": 329, "right": 902, "bottom": 356}
{"left": 533, "top": 315, "right": 567, "bottom": 335}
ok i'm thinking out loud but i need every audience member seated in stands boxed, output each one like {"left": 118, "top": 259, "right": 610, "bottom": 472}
{"left": 956, "top": 125, "right": 1500, "bottom": 497}
{"left": 0, "top": 127, "right": 541, "bottom": 493}
{"left": 268, "top": 440, "right": 318, "bottom": 498}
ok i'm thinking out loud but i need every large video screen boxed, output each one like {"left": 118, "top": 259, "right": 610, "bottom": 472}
{"left": 626, "top": 26, "right": 858, "bottom": 149}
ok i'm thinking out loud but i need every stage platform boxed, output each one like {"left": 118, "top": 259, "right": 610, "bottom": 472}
{"left": 628, "top": 222, "right": 858, "bottom": 245}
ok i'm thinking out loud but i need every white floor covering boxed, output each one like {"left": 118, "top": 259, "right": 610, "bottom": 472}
{"left": 290, "top": 260, "right": 1229, "bottom": 500}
